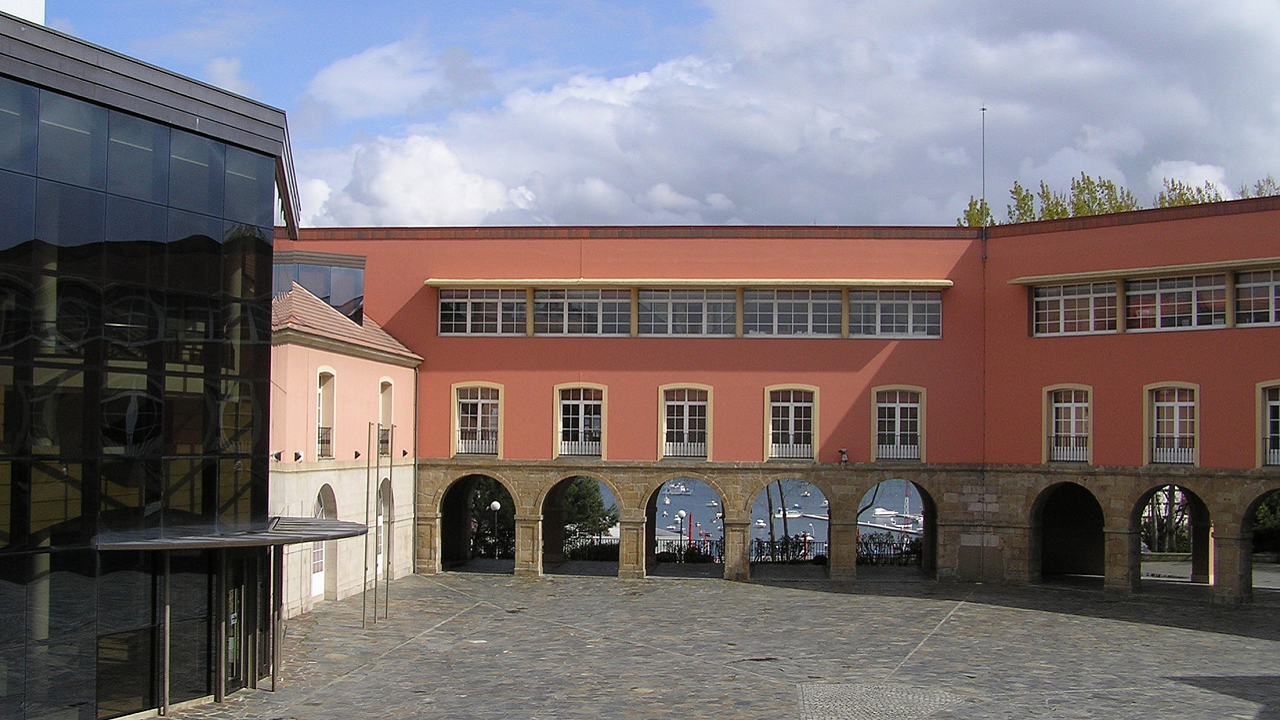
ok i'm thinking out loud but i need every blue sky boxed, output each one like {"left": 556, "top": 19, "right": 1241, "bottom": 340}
{"left": 42, "top": 1, "right": 1280, "bottom": 227}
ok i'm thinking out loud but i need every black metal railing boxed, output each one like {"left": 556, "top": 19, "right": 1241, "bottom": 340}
{"left": 857, "top": 533, "right": 921, "bottom": 566}
{"left": 317, "top": 426, "right": 333, "bottom": 459}
{"left": 655, "top": 539, "right": 724, "bottom": 563}
{"left": 750, "top": 537, "right": 828, "bottom": 562}
{"left": 378, "top": 427, "right": 391, "bottom": 456}
{"left": 564, "top": 536, "right": 620, "bottom": 561}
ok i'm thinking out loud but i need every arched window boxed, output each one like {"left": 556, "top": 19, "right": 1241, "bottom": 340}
{"left": 378, "top": 380, "right": 393, "bottom": 456}
{"left": 316, "top": 371, "right": 335, "bottom": 459}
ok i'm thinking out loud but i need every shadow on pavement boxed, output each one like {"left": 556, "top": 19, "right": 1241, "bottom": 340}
{"left": 1172, "top": 676, "right": 1280, "bottom": 720}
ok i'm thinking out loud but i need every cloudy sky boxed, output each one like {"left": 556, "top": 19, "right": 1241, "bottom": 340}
{"left": 46, "top": 1, "right": 1280, "bottom": 227}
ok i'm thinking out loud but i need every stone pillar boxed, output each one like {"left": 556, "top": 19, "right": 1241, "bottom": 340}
{"left": 618, "top": 517, "right": 647, "bottom": 580}
{"left": 514, "top": 515, "right": 542, "bottom": 577}
{"left": 1190, "top": 518, "right": 1212, "bottom": 584}
{"left": 1103, "top": 527, "right": 1140, "bottom": 594}
{"left": 415, "top": 512, "right": 441, "bottom": 574}
{"left": 722, "top": 520, "right": 751, "bottom": 582}
{"left": 1210, "top": 532, "right": 1252, "bottom": 604}
{"left": 827, "top": 518, "right": 858, "bottom": 582}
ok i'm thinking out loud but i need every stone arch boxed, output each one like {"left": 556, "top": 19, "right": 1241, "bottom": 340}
{"left": 539, "top": 473, "right": 621, "bottom": 572}
{"left": 1239, "top": 485, "right": 1280, "bottom": 598}
{"left": 1131, "top": 483, "right": 1212, "bottom": 588}
{"left": 378, "top": 477, "right": 394, "bottom": 579}
{"left": 644, "top": 474, "right": 727, "bottom": 577}
{"left": 438, "top": 472, "right": 516, "bottom": 572}
{"left": 1030, "top": 482, "right": 1105, "bottom": 581}
{"left": 747, "top": 474, "right": 830, "bottom": 565}
{"left": 856, "top": 476, "right": 938, "bottom": 577}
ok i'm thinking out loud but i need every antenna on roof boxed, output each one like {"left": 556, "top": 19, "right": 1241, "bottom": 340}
{"left": 981, "top": 105, "right": 987, "bottom": 228}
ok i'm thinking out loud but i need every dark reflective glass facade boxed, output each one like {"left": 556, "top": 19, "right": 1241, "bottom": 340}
{"left": 273, "top": 263, "right": 364, "bottom": 324}
{"left": 0, "top": 72, "right": 275, "bottom": 719}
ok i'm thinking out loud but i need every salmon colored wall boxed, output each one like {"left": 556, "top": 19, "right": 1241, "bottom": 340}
{"left": 279, "top": 229, "right": 986, "bottom": 464}
{"left": 270, "top": 342, "right": 417, "bottom": 463}
{"left": 984, "top": 206, "right": 1280, "bottom": 469}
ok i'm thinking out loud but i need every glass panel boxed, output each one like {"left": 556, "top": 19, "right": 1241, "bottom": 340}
{"left": 101, "top": 372, "right": 163, "bottom": 457}
{"left": 170, "top": 618, "right": 211, "bottom": 704}
{"left": 99, "top": 458, "right": 162, "bottom": 534}
{"left": 107, "top": 110, "right": 169, "bottom": 204}
{"left": 223, "top": 145, "right": 274, "bottom": 227}
{"left": 30, "top": 461, "right": 85, "bottom": 546}
{"left": 219, "top": 458, "right": 253, "bottom": 530}
{"left": 164, "top": 458, "right": 212, "bottom": 531}
{"left": 0, "top": 76, "right": 38, "bottom": 174}
{"left": 167, "top": 209, "right": 222, "bottom": 294}
{"left": 105, "top": 196, "right": 166, "bottom": 286}
{"left": 35, "top": 180, "right": 106, "bottom": 278}
{"left": 169, "top": 130, "right": 225, "bottom": 217}
{"left": 329, "top": 266, "right": 364, "bottom": 322}
{"left": 97, "top": 627, "right": 156, "bottom": 719}
{"left": 0, "top": 169, "right": 36, "bottom": 254}
{"left": 0, "top": 555, "right": 25, "bottom": 715}
{"left": 25, "top": 550, "right": 96, "bottom": 718}
{"left": 29, "top": 367, "right": 85, "bottom": 456}
{"left": 97, "top": 552, "right": 155, "bottom": 633}
{"left": 37, "top": 91, "right": 108, "bottom": 190}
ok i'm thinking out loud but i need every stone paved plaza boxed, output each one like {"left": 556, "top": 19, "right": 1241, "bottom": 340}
{"left": 172, "top": 566, "right": 1280, "bottom": 720}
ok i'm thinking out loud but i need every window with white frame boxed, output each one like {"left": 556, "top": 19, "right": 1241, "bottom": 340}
{"left": 457, "top": 386, "right": 499, "bottom": 455}
{"left": 439, "top": 289, "right": 526, "bottom": 335}
{"left": 534, "top": 290, "right": 630, "bottom": 335}
{"left": 744, "top": 290, "right": 841, "bottom": 336}
{"left": 1126, "top": 275, "right": 1226, "bottom": 330}
{"left": 664, "top": 388, "right": 708, "bottom": 458}
{"left": 1033, "top": 283, "right": 1117, "bottom": 335}
{"left": 316, "top": 372, "right": 335, "bottom": 459}
{"left": 560, "top": 387, "right": 603, "bottom": 456}
{"left": 1236, "top": 270, "right": 1280, "bottom": 326}
{"left": 1266, "top": 386, "right": 1280, "bottom": 466}
{"left": 875, "top": 389, "right": 921, "bottom": 460}
{"left": 310, "top": 494, "right": 325, "bottom": 597}
{"left": 1049, "top": 389, "right": 1089, "bottom": 462}
{"left": 378, "top": 381, "right": 393, "bottom": 456}
{"left": 849, "top": 290, "right": 942, "bottom": 337}
{"left": 375, "top": 492, "right": 385, "bottom": 577}
{"left": 638, "top": 290, "right": 736, "bottom": 336}
{"left": 769, "top": 389, "right": 814, "bottom": 459}
{"left": 1151, "top": 387, "right": 1196, "bottom": 464}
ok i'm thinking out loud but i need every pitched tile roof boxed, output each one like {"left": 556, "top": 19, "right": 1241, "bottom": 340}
{"left": 273, "top": 282, "right": 421, "bottom": 365}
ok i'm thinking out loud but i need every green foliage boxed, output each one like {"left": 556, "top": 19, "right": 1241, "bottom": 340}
{"left": 1069, "top": 173, "right": 1142, "bottom": 216}
{"left": 956, "top": 196, "right": 993, "bottom": 227}
{"left": 1253, "top": 492, "right": 1280, "bottom": 553}
{"left": 1238, "top": 174, "right": 1280, "bottom": 199}
{"left": 1155, "top": 178, "right": 1224, "bottom": 208}
{"left": 563, "top": 476, "right": 618, "bottom": 541}
{"left": 469, "top": 476, "right": 515, "bottom": 559}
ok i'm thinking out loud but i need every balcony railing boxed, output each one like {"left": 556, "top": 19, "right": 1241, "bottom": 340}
{"left": 457, "top": 430, "right": 498, "bottom": 455}
{"left": 317, "top": 426, "right": 333, "bottom": 459}
{"left": 1049, "top": 435, "right": 1089, "bottom": 462}
{"left": 1151, "top": 435, "right": 1195, "bottom": 464}
{"left": 664, "top": 441, "right": 707, "bottom": 458}
{"left": 378, "top": 427, "right": 391, "bottom": 456}
{"left": 770, "top": 442, "right": 812, "bottom": 459}
{"left": 1266, "top": 437, "right": 1279, "bottom": 466}
{"left": 876, "top": 442, "right": 921, "bottom": 461}
{"left": 560, "top": 439, "right": 601, "bottom": 457}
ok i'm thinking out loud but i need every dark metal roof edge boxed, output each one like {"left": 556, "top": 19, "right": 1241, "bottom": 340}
{"left": 94, "top": 518, "right": 367, "bottom": 551}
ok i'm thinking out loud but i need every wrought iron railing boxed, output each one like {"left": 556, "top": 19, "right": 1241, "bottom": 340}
{"left": 770, "top": 442, "right": 812, "bottom": 459}
{"left": 655, "top": 539, "right": 724, "bottom": 563}
{"left": 317, "top": 426, "right": 333, "bottom": 458}
{"left": 378, "top": 427, "right": 391, "bottom": 456}
{"left": 1049, "top": 434, "right": 1088, "bottom": 462}
{"left": 1266, "top": 436, "right": 1280, "bottom": 466}
{"left": 857, "top": 533, "right": 922, "bottom": 566}
{"left": 1151, "top": 435, "right": 1194, "bottom": 464}
{"left": 560, "top": 439, "right": 601, "bottom": 456}
{"left": 457, "top": 429, "right": 498, "bottom": 455}
{"left": 876, "top": 442, "right": 920, "bottom": 460}
{"left": 750, "top": 537, "right": 828, "bottom": 562}
{"left": 663, "top": 441, "right": 707, "bottom": 458}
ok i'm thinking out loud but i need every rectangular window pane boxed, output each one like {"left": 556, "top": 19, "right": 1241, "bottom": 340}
{"left": 108, "top": 110, "right": 169, "bottom": 204}
{"left": 38, "top": 91, "right": 107, "bottom": 190}
{"left": 0, "top": 76, "right": 38, "bottom": 174}
{"left": 169, "top": 130, "right": 225, "bottom": 217}
{"left": 224, "top": 145, "right": 275, "bottom": 227}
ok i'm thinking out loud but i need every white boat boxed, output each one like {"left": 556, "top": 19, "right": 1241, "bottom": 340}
{"left": 754, "top": 519, "right": 767, "bottom": 528}
{"left": 821, "top": 499, "right": 829, "bottom": 507}
{"left": 773, "top": 508, "right": 803, "bottom": 519}
{"left": 663, "top": 496, "right": 670, "bottom": 505}
{"left": 800, "top": 490, "right": 812, "bottom": 497}
{"left": 664, "top": 481, "right": 692, "bottom": 496}
{"left": 706, "top": 500, "right": 719, "bottom": 507}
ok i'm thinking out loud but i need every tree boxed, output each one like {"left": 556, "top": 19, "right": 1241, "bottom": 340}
{"left": 1238, "top": 174, "right": 1280, "bottom": 199}
{"left": 1069, "top": 173, "right": 1141, "bottom": 216}
{"left": 1155, "top": 178, "right": 1224, "bottom": 208}
{"left": 1253, "top": 492, "right": 1280, "bottom": 553}
{"left": 956, "top": 196, "right": 993, "bottom": 227}
{"left": 563, "top": 476, "right": 618, "bottom": 541}
{"left": 470, "top": 476, "right": 515, "bottom": 558}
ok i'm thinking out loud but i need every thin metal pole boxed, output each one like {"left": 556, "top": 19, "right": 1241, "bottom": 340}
{"left": 362, "top": 422, "right": 372, "bottom": 628}
{"left": 981, "top": 105, "right": 987, "bottom": 227}
{"left": 272, "top": 545, "right": 282, "bottom": 692}
{"left": 385, "top": 424, "right": 394, "bottom": 619}
{"left": 160, "top": 551, "right": 170, "bottom": 715}
{"left": 372, "top": 424, "right": 381, "bottom": 622}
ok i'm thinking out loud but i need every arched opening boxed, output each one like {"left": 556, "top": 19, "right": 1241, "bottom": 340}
{"left": 439, "top": 474, "right": 515, "bottom": 574}
{"left": 748, "top": 478, "right": 828, "bottom": 579}
{"left": 1134, "top": 484, "right": 1211, "bottom": 592}
{"left": 313, "top": 484, "right": 338, "bottom": 599}
{"left": 645, "top": 478, "right": 724, "bottom": 578}
{"left": 1244, "top": 489, "right": 1280, "bottom": 596}
{"left": 1031, "top": 482, "right": 1104, "bottom": 585}
{"left": 377, "top": 478, "right": 393, "bottom": 579}
{"left": 541, "top": 475, "right": 620, "bottom": 577}
{"left": 856, "top": 479, "right": 936, "bottom": 578}
{"left": 316, "top": 371, "right": 335, "bottom": 459}
{"left": 378, "top": 381, "right": 393, "bottom": 456}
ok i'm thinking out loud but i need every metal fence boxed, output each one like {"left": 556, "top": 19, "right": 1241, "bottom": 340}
{"left": 750, "top": 537, "right": 828, "bottom": 563}
{"left": 656, "top": 539, "right": 724, "bottom": 563}
{"left": 857, "top": 532, "right": 921, "bottom": 566}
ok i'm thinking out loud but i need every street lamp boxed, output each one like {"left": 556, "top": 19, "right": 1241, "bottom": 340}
{"left": 489, "top": 500, "right": 501, "bottom": 557}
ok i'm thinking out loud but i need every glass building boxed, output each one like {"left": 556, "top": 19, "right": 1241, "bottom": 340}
{"left": 1, "top": 13, "right": 362, "bottom": 719}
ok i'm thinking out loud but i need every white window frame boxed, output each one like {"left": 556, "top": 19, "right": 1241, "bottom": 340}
{"left": 438, "top": 288, "right": 526, "bottom": 335}
{"left": 556, "top": 385, "right": 606, "bottom": 457}
{"left": 310, "top": 494, "right": 326, "bottom": 597}
{"left": 453, "top": 383, "right": 502, "bottom": 457}
{"left": 1237, "top": 270, "right": 1280, "bottom": 326}
{"left": 1125, "top": 275, "right": 1226, "bottom": 331}
{"left": 743, "top": 290, "right": 842, "bottom": 336}
{"left": 638, "top": 290, "right": 736, "bottom": 336}
{"left": 661, "top": 386, "right": 710, "bottom": 458}
{"left": 1032, "top": 283, "right": 1117, "bottom": 336}
{"left": 766, "top": 386, "right": 817, "bottom": 460}
{"left": 1146, "top": 383, "right": 1198, "bottom": 465}
{"left": 873, "top": 387, "right": 923, "bottom": 461}
{"left": 534, "top": 289, "right": 630, "bottom": 335}
{"left": 1045, "top": 385, "right": 1091, "bottom": 463}
{"left": 849, "top": 290, "right": 942, "bottom": 338}
{"left": 1260, "top": 382, "right": 1280, "bottom": 467}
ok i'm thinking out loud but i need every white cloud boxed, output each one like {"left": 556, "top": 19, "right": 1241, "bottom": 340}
{"left": 293, "top": 0, "right": 1280, "bottom": 226}
{"left": 204, "top": 57, "right": 257, "bottom": 96}
{"left": 1146, "top": 161, "right": 1231, "bottom": 198}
